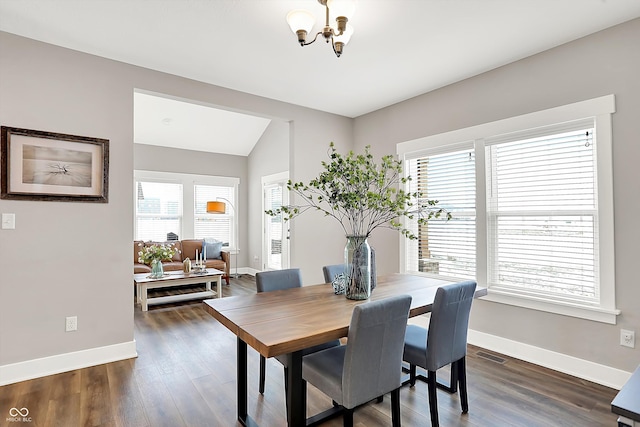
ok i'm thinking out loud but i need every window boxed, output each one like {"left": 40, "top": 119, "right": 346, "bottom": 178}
{"left": 135, "top": 181, "right": 182, "bottom": 241}
{"left": 486, "top": 121, "right": 598, "bottom": 305}
{"left": 398, "top": 95, "right": 618, "bottom": 323}
{"left": 135, "top": 170, "right": 239, "bottom": 245}
{"left": 405, "top": 146, "right": 476, "bottom": 280}
{"left": 194, "top": 184, "right": 236, "bottom": 245}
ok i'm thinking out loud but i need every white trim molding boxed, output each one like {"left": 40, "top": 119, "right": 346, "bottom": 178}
{"left": 468, "top": 329, "right": 631, "bottom": 390}
{"left": 245, "top": 267, "right": 261, "bottom": 277}
{"left": 397, "top": 94, "right": 619, "bottom": 323}
{"left": 0, "top": 340, "right": 137, "bottom": 386}
{"left": 481, "top": 291, "right": 620, "bottom": 324}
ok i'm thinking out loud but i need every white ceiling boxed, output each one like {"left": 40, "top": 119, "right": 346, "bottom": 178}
{"left": 2, "top": 0, "right": 639, "bottom": 155}
{"left": 134, "top": 92, "right": 272, "bottom": 156}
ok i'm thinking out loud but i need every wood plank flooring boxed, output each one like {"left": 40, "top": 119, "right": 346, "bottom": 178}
{"left": 0, "top": 275, "right": 618, "bottom": 426}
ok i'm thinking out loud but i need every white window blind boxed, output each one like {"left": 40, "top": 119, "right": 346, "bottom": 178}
{"left": 136, "top": 181, "right": 183, "bottom": 241}
{"left": 405, "top": 146, "right": 476, "bottom": 280}
{"left": 194, "top": 185, "right": 235, "bottom": 245}
{"left": 485, "top": 120, "right": 598, "bottom": 304}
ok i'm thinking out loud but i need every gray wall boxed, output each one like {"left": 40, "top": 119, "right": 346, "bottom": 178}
{"left": 247, "top": 119, "right": 289, "bottom": 272}
{"left": 0, "top": 31, "right": 350, "bottom": 372}
{"left": 354, "top": 18, "right": 640, "bottom": 372}
{"left": 283, "top": 112, "right": 353, "bottom": 283}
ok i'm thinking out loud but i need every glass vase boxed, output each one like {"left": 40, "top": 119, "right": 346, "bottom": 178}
{"left": 150, "top": 259, "right": 164, "bottom": 278}
{"left": 344, "top": 235, "right": 372, "bottom": 300}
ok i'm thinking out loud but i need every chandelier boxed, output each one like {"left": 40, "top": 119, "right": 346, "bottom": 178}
{"left": 286, "top": 0, "right": 356, "bottom": 58}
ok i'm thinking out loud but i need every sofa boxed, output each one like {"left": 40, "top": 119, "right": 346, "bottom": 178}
{"left": 134, "top": 239, "right": 230, "bottom": 284}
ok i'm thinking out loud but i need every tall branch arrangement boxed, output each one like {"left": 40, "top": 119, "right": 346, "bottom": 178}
{"left": 266, "top": 143, "right": 450, "bottom": 238}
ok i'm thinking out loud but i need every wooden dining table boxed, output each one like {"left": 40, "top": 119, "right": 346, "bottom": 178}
{"left": 203, "top": 273, "right": 487, "bottom": 427}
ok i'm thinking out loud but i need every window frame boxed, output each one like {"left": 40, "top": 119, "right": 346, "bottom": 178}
{"left": 397, "top": 95, "right": 619, "bottom": 324}
{"left": 134, "top": 170, "right": 239, "bottom": 244}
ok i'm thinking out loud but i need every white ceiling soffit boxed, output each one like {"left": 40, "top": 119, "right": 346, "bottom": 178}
{"left": 134, "top": 92, "right": 271, "bottom": 156}
{"left": 1, "top": 1, "right": 640, "bottom": 118}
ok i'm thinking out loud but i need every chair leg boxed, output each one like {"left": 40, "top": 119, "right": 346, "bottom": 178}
{"left": 391, "top": 388, "right": 402, "bottom": 427}
{"left": 283, "top": 366, "right": 289, "bottom": 418}
{"left": 457, "top": 357, "right": 469, "bottom": 414}
{"left": 448, "top": 360, "right": 459, "bottom": 393}
{"left": 343, "top": 407, "right": 354, "bottom": 427}
{"left": 427, "top": 370, "right": 439, "bottom": 427}
{"left": 259, "top": 355, "right": 266, "bottom": 394}
{"left": 409, "top": 364, "right": 417, "bottom": 387}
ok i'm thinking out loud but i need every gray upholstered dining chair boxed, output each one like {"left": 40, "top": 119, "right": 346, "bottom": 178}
{"left": 302, "top": 294, "right": 412, "bottom": 427}
{"left": 322, "top": 264, "right": 345, "bottom": 283}
{"left": 255, "top": 268, "right": 340, "bottom": 395}
{"left": 402, "top": 280, "right": 477, "bottom": 427}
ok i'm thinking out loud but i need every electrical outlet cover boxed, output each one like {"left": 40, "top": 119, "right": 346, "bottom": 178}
{"left": 620, "top": 329, "right": 635, "bottom": 348}
{"left": 66, "top": 316, "right": 78, "bottom": 332}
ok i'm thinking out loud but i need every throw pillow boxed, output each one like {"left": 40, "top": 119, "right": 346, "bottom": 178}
{"left": 203, "top": 238, "right": 223, "bottom": 260}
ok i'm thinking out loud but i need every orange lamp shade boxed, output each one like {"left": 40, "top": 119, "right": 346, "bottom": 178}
{"left": 206, "top": 201, "right": 226, "bottom": 214}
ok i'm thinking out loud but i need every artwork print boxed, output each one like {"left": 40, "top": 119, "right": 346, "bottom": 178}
{"left": 22, "top": 145, "right": 93, "bottom": 187}
{"left": 1, "top": 126, "right": 109, "bottom": 202}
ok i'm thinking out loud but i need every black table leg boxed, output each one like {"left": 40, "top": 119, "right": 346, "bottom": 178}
{"left": 286, "top": 350, "right": 306, "bottom": 426}
{"left": 237, "top": 337, "right": 259, "bottom": 427}
{"left": 240, "top": 345, "right": 340, "bottom": 427}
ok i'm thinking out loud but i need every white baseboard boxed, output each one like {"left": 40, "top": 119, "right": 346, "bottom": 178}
{"left": 229, "top": 267, "right": 256, "bottom": 277}
{"left": 468, "top": 329, "right": 631, "bottom": 390}
{"left": 244, "top": 268, "right": 259, "bottom": 277}
{"left": 0, "top": 340, "right": 137, "bottom": 386}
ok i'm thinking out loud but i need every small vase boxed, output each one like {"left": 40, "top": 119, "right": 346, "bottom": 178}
{"left": 331, "top": 274, "right": 346, "bottom": 295}
{"left": 150, "top": 259, "right": 164, "bottom": 278}
{"left": 344, "top": 235, "right": 372, "bottom": 300}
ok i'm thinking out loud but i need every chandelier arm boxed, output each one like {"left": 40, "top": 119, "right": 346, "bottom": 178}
{"left": 301, "top": 30, "right": 323, "bottom": 46}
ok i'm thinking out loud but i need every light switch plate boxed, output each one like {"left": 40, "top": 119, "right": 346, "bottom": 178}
{"left": 1, "top": 213, "right": 15, "bottom": 229}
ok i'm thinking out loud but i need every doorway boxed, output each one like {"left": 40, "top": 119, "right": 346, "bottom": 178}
{"left": 262, "top": 172, "right": 290, "bottom": 270}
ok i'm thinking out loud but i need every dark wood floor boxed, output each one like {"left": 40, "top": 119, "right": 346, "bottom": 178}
{"left": 1, "top": 275, "right": 618, "bottom": 426}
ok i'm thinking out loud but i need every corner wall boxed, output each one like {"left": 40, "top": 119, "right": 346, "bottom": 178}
{"left": 354, "top": 18, "right": 640, "bottom": 375}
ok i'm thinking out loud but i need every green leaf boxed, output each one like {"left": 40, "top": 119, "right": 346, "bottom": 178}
{"left": 263, "top": 142, "right": 451, "bottom": 237}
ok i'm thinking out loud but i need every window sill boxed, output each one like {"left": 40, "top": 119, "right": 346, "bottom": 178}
{"left": 481, "top": 289, "right": 620, "bottom": 324}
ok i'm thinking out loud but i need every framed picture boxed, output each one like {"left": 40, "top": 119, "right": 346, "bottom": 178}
{"left": 1, "top": 126, "right": 109, "bottom": 203}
